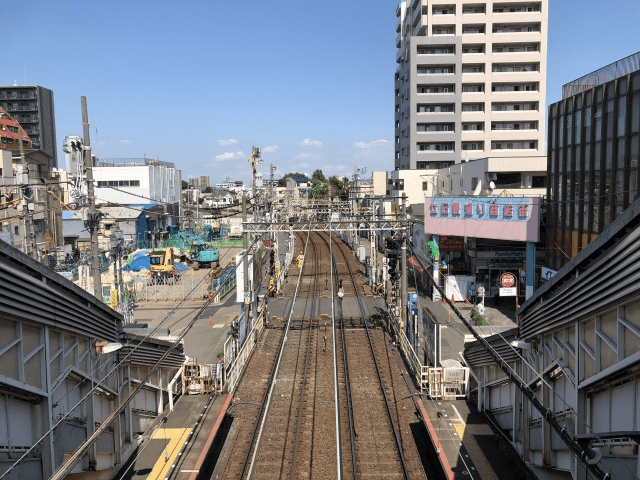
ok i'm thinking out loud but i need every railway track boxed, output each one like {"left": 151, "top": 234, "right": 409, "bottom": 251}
{"left": 328, "top": 232, "right": 424, "bottom": 479}
{"left": 216, "top": 231, "right": 428, "bottom": 479}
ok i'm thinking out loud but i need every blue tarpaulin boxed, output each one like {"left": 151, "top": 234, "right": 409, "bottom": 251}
{"left": 122, "top": 251, "right": 188, "bottom": 273}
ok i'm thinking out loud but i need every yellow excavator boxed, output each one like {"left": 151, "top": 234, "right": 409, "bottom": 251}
{"left": 149, "top": 247, "right": 179, "bottom": 283}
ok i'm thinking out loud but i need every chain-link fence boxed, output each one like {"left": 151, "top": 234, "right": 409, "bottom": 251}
{"left": 132, "top": 270, "right": 211, "bottom": 302}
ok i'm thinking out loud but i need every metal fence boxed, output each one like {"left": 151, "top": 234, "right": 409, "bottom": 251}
{"left": 132, "top": 272, "right": 210, "bottom": 302}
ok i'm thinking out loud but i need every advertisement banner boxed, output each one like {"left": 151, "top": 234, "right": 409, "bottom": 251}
{"left": 424, "top": 197, "right": 540, "bottom": 242}
{"left": 422, "top": 308, "right": 441, "bottom": 367}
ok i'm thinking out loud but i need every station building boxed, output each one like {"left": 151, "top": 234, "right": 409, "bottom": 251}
{"left": 0, "top": 240, "right": 184, "bottom": 479}
{"left": 547, "top": 51, "right": 640, "bottom": 270}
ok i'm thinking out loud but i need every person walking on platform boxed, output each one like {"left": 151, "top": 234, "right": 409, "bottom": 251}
{"left": 469, "top": 282, "right": 477, "bottom": 305}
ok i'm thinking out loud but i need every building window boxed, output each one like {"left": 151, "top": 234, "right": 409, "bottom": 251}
{"left": 462, "top": 142, "right": 483, "bottom": 150}
{"left": 417, "top": 143, "right": 454, "bottom": 151}
{"left": 471, "top": 177, "right": 479, "bottom": 190}
{"left": 417, "top": 104, "right": 454, "bottom": 113}
{"left": 422, "top": 181, "right": 429, "bottom": 190}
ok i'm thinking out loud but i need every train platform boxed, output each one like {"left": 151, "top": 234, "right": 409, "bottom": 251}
{"left": 418, "top": 398, "right": 534, "bottom": 480}
{"left": 118, "top": 393, "right": 231, "bottom": 480}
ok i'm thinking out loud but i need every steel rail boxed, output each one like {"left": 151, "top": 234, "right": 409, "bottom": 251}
{"left": 331, "top": 232, "right": 411, "bottom": 480}
{"left": 238, "top": 225, "right": 312, "bottom": 480}
{"left": 319, "top": 232, "right": 357, "bottom": 480}
{"left": 289, "top": 234, "right": 318, "bottom": 479}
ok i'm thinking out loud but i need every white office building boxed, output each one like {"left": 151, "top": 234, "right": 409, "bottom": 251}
{"left": 395, "top": 0, "right": 548, "bottom": 171}
{"left": 93, "top": 158, "right": 182, "bottom": 206}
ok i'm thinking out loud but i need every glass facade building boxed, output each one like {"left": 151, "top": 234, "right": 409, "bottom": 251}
{"left": 547, "top": 52, "right": 640, "bottom": 269}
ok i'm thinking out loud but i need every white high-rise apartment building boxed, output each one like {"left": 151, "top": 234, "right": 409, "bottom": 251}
{"left": 395, "top": 1, "right": 547, "bottom": 170}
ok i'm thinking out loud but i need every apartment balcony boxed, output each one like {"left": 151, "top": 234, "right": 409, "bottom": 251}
{"left": 412, "top": 15, "right": 427, "bottom": 36}
{"left": 417, "top": 130, "right": 456, "bottom": 139}
{"left": 0, "top": 93, "right": 36, "bottom": 100}
{"left": 461, "top": 130, "right": 486, "bottom": 141}
{"left": 396, "top": 47, "right": 405, "bottom": 63}
{"left": 490, "top": 31, "right": 543, "bottom": 44}
{"left": 461, "top": 111, "right": 487, "bottom": 122}
{"left": 396, "top": 31, "right": 403, "bottom": 49}
{"left": 489, "top": 91, "right": 540, "bottom": 102}
{"left": 13, "top": 116, "right": 38, "bottom": 123}
{"left": 489, "top": 129, "right": 539, "bottom": 141}
{"left": 3, "top": 104, "right": 38, "bottom": 112}
{"left": 491, "top": 51, "right": 541, "bottom": 63}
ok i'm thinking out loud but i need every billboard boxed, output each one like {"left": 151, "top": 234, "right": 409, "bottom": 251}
{"left": 424, "top": 196, "right": 540, "bottom": 242}
{"left": 422, "top": 308, "right": 441, "bottom": 367}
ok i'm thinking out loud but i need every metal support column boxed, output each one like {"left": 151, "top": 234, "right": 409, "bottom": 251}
{"left": 400, "top": 193, "right": 407, "bottom": 337}
{"left": 526, "top": 241, "right": 535, "bottom": 300}
{"left": 242, "top": 194, "right": 250, "bottom": 339}
{"left": 81, "top": 96, "right": 102, "bottom": 297}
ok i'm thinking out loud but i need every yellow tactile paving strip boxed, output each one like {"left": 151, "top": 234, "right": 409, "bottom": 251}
{"left": 147, "top": 427, "right": 192, "bottom": 480}
{"left": 453, "top": 423, "right": 499, "bottom": 480}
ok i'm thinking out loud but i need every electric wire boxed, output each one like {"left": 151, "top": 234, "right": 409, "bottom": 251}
{"left": 0, "top": 232, "right": 267, "bottom": 479}
{"left": 403, "top": 238, "right": 619, "bottom": 477}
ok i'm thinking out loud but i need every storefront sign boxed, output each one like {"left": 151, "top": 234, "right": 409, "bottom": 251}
{"left": 501, "top": 272, "right": 516, "bottom": 287}
{"left": 500, "top": 287, "right": 517, "bottom": 296}
{"left": 438, "top": 235, "right": 464, "bottom": 252}
{"left": 541, "top": 266, "right": 558, "bottom": 282}
{"left": 424, "top": 197, "right": 540, "bottom": 242}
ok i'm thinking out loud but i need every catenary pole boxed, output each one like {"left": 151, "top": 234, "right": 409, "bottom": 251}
{"left": 81, "top": 96, "right": 102, "bottom": 297}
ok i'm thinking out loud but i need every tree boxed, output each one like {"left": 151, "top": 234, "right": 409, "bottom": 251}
{"left": 203, "top": 186, "right": 213, "bottom": 194}
{"left": 309, "top": 169, "right": 328, "bottom": 198}
{"left": 182, "top": 180, "right": 189, "bottom": 190}
{"left": 328, "top": 175, "right": 349, "bottom": 200}
{"left": 278, "top": 172, "right": 307, "bottom": 187}
{"left": 311, "top": 169, "right": 326, "bottom": 183}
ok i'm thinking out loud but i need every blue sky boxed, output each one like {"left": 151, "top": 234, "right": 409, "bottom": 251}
{"left": 1, "top": 0, "right": 639, "bottom": 184}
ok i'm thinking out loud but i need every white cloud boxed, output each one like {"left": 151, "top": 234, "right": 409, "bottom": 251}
{"left": 353, "top": 139, "right": 390, "bottom": 148}
{"left": 120, "top": 139, "right": 131, "bottom": 143}
{"left": 294, "top": 152, "right": 321, "bottom": 160}
{"left": 262, "top": 145, "right": 279, "bottom": 153}
{"left": 321, "top": 164, "right": 348, "bottom": 175}
{"left": 298, "top": 162, "right": 310, "bottom": 168}
{"left": 299, "top": 138, "right": 322, "bottom": 147}
{"left": 213, "top": 151, "right": 245, "bottom": 161}
{"left": 218, "top": 139, "right": 237, "bottom": 146}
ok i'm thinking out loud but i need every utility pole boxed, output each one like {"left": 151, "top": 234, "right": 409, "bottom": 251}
{"left": 400, "top": 193, "right": 407, "bottom": 339}
{"left": 242, "top": 193, "right": 250, "bottom": 339}
{"left": 16, "top": 134, "right": 36, "bottom": 259}
{"left": 81, "top": 96, "right": 102, "bottom": 297}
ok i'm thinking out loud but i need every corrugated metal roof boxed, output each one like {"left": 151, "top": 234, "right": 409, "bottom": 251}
{"left": 99, "top": 206, "right": 144, "bottom": 219}
{"left": 519, "top": 196, "right": 640, "bottom": 339}
{"left": 0, "top": 239, "right": 121, "bottom": 340}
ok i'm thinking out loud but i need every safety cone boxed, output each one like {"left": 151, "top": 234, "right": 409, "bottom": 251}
{"left": 465, "top": 295, "right": 469, "bottom": 304}
{"left": 452, "top": 294, "right": 456, "bottom": 304}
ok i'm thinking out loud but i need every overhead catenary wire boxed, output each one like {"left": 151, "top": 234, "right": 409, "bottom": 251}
{"left": 0, "top": 231, "right": 267, "bottom": 480}
{"left": 401, "top": 238, "right": 613, "bottom": 479}
{"left": 367, "top": 218, "right": 613, "bottom": 478}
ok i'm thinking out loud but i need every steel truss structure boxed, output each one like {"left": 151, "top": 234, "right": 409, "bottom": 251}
{"left": 242, "top": 219, "right": 404, "bottom": 233}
